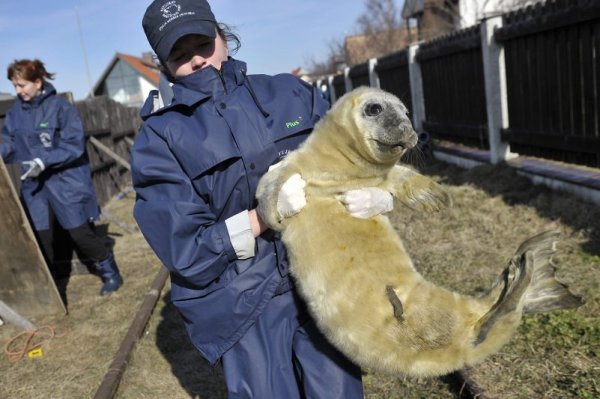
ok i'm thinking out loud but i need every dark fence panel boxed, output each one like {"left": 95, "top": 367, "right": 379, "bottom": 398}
{"left": 417, "top": 25, "right": 488, "bottom": 149}
{"left": 375, "top": 50, "right": 413, "bottom": 115}
{"left": 332, "top": 73, "right": 347, "bottom": 100}
{"left": 349, "top": 62, "right": 370, "bottom": 88}
{"left": 497, "top": 0, "right": 600, "bottom": 167}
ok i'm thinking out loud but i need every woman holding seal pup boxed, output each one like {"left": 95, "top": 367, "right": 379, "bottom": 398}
{"left": 133, "top": 0, "right": 394, "bottom": 396}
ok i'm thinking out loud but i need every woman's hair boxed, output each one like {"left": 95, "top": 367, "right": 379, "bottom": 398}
{"left": 7, "top": 59, "right": 55, "bottom": 82}
{"left": 217, "top": 22, "right": 241, "bottom": 55}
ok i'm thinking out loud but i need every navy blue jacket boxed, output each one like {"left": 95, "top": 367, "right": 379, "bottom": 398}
{"left": 1, "top": 83, "right": 100, "bottom": 230}
{"left": 131, "top": 58, "right": 328, "bottom": 363}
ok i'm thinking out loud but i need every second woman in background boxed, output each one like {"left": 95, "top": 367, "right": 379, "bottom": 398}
{"left": 1, "top": 59, "right": 123, "bottom": 296}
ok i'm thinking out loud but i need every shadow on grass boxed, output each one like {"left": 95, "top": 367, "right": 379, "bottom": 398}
{"left": 156, "top": 292, "right": 227, "bottom": 399}
{"left": 419, "top": 158, "right": 600, "bottom": 256}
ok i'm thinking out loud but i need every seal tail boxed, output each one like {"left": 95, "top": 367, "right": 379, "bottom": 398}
{"left": 473, "top": 230, "right": 584, "bottom": 348}
{"left": 513, "top": 230, "right": 585, "bottom": 314}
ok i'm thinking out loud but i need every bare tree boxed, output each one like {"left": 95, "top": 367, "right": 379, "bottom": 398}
{"left": 305, "top": 38, "right": 346, "bottom": 78}
{"left": 356, "top": 0, "right": 405, "bottom": 56}
{"left": 306, "top": 0, "right": 406, "bottom": 76}
{"left": 305, "top": 0, "right": 540, "bottom": 77}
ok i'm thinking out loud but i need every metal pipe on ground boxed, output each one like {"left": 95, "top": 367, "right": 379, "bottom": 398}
{"left": 0, "top": 300, "right": 36, "bottom": 331}
{"left": 93, "top": 266, "right": 170, "bottom": 399}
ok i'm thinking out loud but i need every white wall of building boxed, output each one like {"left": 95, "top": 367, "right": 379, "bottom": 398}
{"left": 459, "top": 0, "right": 539, "bottom": 28}
{"left": 139, "top": 77, "right": 157, "bottom": 106}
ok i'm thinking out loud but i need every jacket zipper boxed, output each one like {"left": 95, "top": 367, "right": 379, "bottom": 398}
{"left": 216, "top": 69, "right": 228, "bottom": 95}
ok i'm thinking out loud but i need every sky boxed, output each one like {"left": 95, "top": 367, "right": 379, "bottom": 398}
{"left": 0, "top": 0, "right": 401, "bottom": 101}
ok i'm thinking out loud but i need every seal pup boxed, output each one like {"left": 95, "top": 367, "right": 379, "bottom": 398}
{"left": 256, "top": 87, "right": 584, "bottom": 377}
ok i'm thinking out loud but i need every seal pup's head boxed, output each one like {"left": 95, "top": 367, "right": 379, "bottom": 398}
{"left": 325, "top": 87, "right": 418, "bottom": 166}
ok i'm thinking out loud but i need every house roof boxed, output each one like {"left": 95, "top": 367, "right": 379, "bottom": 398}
{"left": 118, "top": 53, "right": 160, "bottom": 86}
{"left": 92, "top": 52, "right": 160, "bottom": 96}
{"left": 402, "top": 0, "right": 425, "bottom": 18}
{"left": 344, "top": 27, "right": 418, "bottom": 66}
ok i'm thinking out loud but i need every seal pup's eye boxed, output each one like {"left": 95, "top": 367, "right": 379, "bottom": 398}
{"left": 365, "top": 103, "right": 383, "bottom": 117}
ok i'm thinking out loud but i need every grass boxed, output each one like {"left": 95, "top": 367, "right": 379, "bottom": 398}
{"left": 1, "top": 158, "right": 598, "bottom": 398}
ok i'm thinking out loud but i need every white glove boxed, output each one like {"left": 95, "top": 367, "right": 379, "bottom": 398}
{"left": 20, "top": 158, "right": 45, "bottom": 180}
{"left": 337, "top": 187, "right": 393, "bottom": 219}
{"left": 277, "top": 173, "right": 306, "bottom": 218}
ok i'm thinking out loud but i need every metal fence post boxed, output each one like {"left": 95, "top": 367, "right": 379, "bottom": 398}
{"left": 481, "top": 16, "right": 516, "bottom": 164}
{"left": 368, "top": 58, "right": 380, "bottom": 89}
{"left": 408, "top": 44, "right": 425, "bottom": 134}
{"left": 328, "top": 75, "right": 336, "bottom": 103}
{"left": 344, "top": 67, "right": 352, "bottom": 92}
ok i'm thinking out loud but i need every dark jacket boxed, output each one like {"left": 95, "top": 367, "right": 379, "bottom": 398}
{"left": 131, "top": 58, "right": 328, "bottom": 363}
{"left": 1, "top": 82, "right": 99, "bottom": 230}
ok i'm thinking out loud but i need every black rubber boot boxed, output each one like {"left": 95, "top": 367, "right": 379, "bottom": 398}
{"left": 95, "top": 253, "right": 123, "bottom": 296}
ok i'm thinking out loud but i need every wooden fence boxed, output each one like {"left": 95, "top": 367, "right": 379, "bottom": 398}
{"left": 75, "top": 96, "right": 140, "bottom": 206}
{"left": 318, "top": 0, "right": 600, "bottom": 169}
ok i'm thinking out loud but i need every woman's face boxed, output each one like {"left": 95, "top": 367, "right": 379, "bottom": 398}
{"left": 11, "top": 76, "right": 42, "bottom": 102}
{"left": 166, "top": 31, "right": 229, "bottom": 79}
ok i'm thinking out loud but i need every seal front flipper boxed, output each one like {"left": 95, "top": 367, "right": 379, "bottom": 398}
{"left": 386, "top": 285, "right": 404, "bottom": 322}
{"left": 383, "top": 165, "right": 452, "bottom": 213}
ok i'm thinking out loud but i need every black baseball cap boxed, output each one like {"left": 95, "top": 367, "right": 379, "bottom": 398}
{"left": 142, "top": 0, "right": 216, "bottom": 62}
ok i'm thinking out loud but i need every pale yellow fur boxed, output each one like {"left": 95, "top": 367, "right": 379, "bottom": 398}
{"left": 256, "top": 87, "right": 583, "bottom": 377}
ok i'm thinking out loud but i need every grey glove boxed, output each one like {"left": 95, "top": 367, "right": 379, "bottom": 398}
{"left": 20, "top": 158, "right": 45, "bottom": 180}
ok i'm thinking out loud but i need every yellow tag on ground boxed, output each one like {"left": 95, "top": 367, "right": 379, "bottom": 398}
{"left": 27, "top": 348, "right": 43, "bottom": 358}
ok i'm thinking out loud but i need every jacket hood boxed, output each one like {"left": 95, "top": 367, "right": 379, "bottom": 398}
{"left": 19, "top": 81, "right": 57, "bottom": 108}
{"left": 140, "top": 57, "right": 248, "bottom": 120}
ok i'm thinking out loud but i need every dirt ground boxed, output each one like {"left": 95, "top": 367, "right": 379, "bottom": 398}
{"left": 1, "top": 158, "right": 598, "bottom": 399}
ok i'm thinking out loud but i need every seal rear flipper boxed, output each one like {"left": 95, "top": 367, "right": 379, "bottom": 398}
{"left": 507, "top": 230, "right": 584, "bottom": 313}
{"left": 474, "top": 251, "right": 533, "bottom": 345}
{"left": 523, "top": 264, "right": 585, "bottom": 313}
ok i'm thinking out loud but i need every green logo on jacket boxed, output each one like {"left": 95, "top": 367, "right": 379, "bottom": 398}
{"left": 285, "top": 116, "right": 303, "bottom": 129}
{"left": 39, "top": 122, "right": 48, "bottom": 128}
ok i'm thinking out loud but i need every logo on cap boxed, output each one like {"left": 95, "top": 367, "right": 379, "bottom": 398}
{"left": 160, "top": 1, "right": 181, "bottom": 19}
{"left": 158, "top": 1, "right": 196, "bottom": 31}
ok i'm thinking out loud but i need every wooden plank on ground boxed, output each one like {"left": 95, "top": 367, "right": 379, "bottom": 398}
{"left": 0, "top": 158, "right": 66, "bottom": 317}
